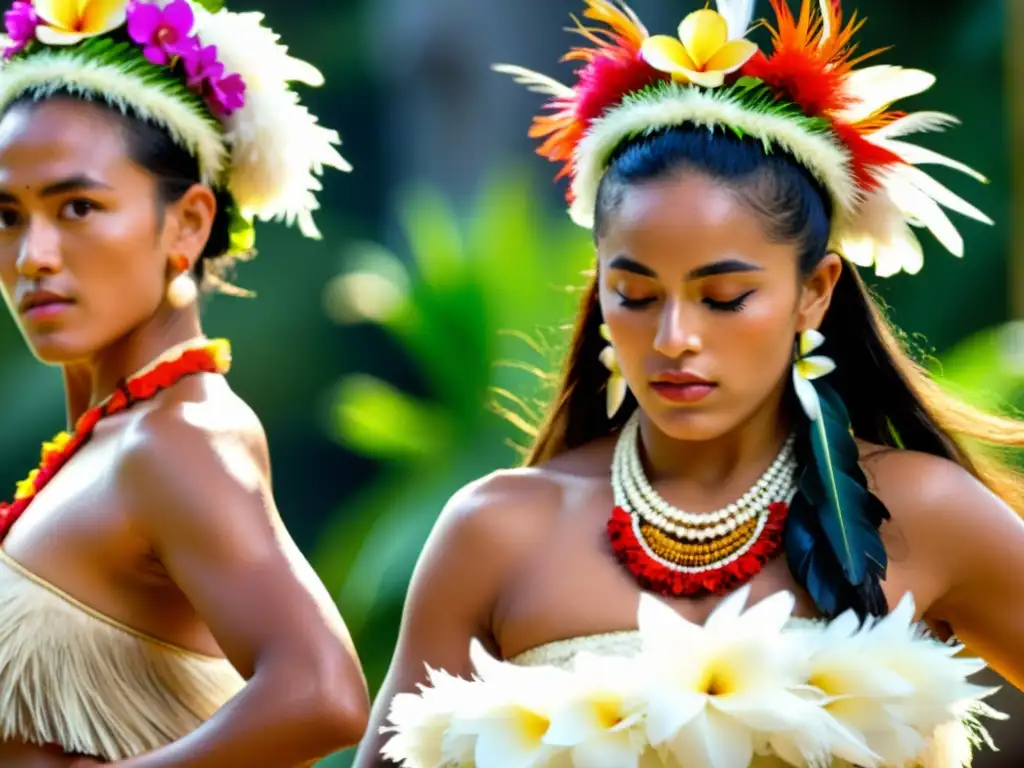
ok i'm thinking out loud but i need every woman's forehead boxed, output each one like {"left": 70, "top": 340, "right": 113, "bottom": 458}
{"left": 598, "top": 174, "right": 795, "bottom": 274}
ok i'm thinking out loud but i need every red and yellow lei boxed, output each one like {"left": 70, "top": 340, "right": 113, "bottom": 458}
{"left": 0, "top": 338, "right": 231, "bottom": 539}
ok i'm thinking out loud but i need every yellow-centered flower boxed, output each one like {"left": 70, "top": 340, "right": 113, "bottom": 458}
{"left": 640, "top": 8, "right": 758, "bottom": 88}
{"left": 792, "top": 329, "right": 836, "bottom": 421}
{"left": 34, "top": 0, "right": 131, "bottom": 46}
{"left": 599, "top": 323, "right": 627, "bottom": 419}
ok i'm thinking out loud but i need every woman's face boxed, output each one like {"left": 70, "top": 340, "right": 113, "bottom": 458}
{"left": 597, "top": 171, "right": 839, "bottom": 442}
{"left": 0, "top": 99, "right": 175, "bottom": 364}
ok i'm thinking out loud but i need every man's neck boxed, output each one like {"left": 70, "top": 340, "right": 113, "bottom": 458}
{"left": 62, "top": 308, "right": 203, "bottom": 428}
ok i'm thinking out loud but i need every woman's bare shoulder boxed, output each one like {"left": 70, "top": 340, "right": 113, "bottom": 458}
{"left": 425, "top": 438, "right": 616, "bottom": 574}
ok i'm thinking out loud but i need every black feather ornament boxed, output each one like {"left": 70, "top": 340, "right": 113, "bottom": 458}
{"left": 785, "top": 380, "right": 890, "bottom": 619}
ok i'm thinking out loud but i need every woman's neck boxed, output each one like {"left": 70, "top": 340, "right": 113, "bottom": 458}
{"left": 637, "top": 388, "right": 792, "bottom": 494}
{"left": 62, "top": 308, "right": 204, "bottom": 428}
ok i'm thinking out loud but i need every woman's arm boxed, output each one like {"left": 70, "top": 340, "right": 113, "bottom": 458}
{"left": 99, "top": 404, "right": 371, "bottom": 768}
{"left": 352, "top": 472, "right": 550, "bottom": 768}
{"left": 876, "top": 450, "right": 1024, "bottom": 690}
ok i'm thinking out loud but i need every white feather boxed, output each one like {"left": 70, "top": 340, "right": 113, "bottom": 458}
{"left": 890, "top": 164, "right": 993, "bottom": 225}
{"left": 833, "top": 190, "right": 925, "bottom": 277}
{"left": 818, "top": 0, "right": 832, "bottom": 46}
{"left": 615, "top": 0, "right": 650, "bottom": 36}
{"left": 715, "top": 0, "right": 755, "bottom": 39}
{"left": 870, "top": 111, "right": 959, "bottom": 140}
{"left": 881, "top": 170, "right": 964, "bottom": 257}
{"left": 192, "top": 5, "right": 349, "bottom": 239}
{"left": 871, "top": 137, "right": 988, "bottom": 183}
{"left": 491, "top": 64, "right": 573, "bottom": 99}
{"left": 836, "top": 66, "right": 935, "bottom": 124}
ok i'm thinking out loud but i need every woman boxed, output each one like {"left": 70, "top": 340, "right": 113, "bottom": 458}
{"left": 358, "top": 1, "right": 1022, "bottom": 767}
{"left": 0, "top": 0, "right": 368, "bottom": 765}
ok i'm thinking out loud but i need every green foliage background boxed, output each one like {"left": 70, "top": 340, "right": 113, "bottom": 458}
{"left": 0, "top": 0, "right": 1019, "bottom": 763}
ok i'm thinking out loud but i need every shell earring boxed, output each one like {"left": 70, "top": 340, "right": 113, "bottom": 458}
{"left": 599, "top": 323, "right": 628, "bottom": 418}
{"left": 166, "top": 255, "right": 198, "bottom": 309}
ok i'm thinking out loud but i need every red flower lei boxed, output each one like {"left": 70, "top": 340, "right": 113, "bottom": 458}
{"left": 606, "top": 501, "right": 790, "bottom": 597}
{"left": 0, "top": 338, "right": 231, "bottom": 540}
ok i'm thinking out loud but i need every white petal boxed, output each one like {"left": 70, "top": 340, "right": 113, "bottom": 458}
{"left": 793, "top": 370, "right": 821, "bottom": 421}
{"left": 544, "top": 698, "right": 607, "bottom": 747}
{"left": 34, "top": 25, "right": 88, "bottom": 44}
{"left": 873, "top": 137, "right": 988, "bottom": 183}
{"left": 714, "top": 0, "right": 755, "bottom": 39}
{"left": 732, "top": 589, "right": 796, "bottom": 636}
{"left": 572, "top": 730, "right": 646, "bottom": 768}
{"left": 645, "top": 689, "right": 707, "bottom": 745}
{"left": 711, "top": 691, "right": 814, "bottom": 731}
{"left": 469, "top": 637, "right": 507, "bottom": 680}
{"left": 799, "top": 328, "right": 825, "bottom": 356}
{"left": 599, "top": 345, "right": 619, "bottom": 372}
{"left": 607, "top": 374, "right": 628, "bottom": 418}
{"left": 668, "top": 709, "right": 754, "bottom": 768}
{"left": 838, "top": 66, "right": 935, "bottom": 123}
{"left": 799, "top": 355, "right": 836, "bottom": 381}
{"left": 474, "top": 712, "right": 548, "bottom": 768}
{"left": 702, "top": 583, "right": 753, "bottom": 632}
{"left": 637, "top": 594, "right": 702, "bottom": 647}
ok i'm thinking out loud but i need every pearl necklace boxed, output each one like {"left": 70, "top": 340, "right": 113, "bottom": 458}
{"left": 607, "top": 414, "right": 796, "bottom": 590}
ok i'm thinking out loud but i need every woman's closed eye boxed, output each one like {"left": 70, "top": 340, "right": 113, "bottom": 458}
{"left": 703, "top": 289, "right": 756, "bottom": 313}
{"left": 614, "top": 288, "right": 656, "bottom": 309}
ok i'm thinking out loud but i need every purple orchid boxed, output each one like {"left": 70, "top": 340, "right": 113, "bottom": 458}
{"left": 126, "top": 0, "right": 195, "bottom": 66}
{"left": 208, "top": 72, "right": 245, "bottom": 116}
{"left": 183, "top": 42, "right": 246, "bottom": 117}
{"left": 182, "top": 42, "right": 221, "bottom": 89}
{"left": 3, "top": 1, "right": 38, "bottom": 58}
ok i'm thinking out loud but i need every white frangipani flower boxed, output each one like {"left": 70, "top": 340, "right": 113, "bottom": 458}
{"left": 380, "top": 665, "right": 481, "bottom": 768}
{"left": 635, "top": 587, "right": 823, "bottom": 768}
{"left": 444, "top": 639, "right": 574, "bottom": 768}
{"left": 792, "top": 329, "right": 836, "bottom": 421}
{"left": 543, "top": 651, "right": 651, "bottom": 768}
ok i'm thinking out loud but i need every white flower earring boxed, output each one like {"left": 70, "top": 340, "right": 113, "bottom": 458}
{"left": 599, "top": 323, "right": 628, "bottom": 418}
{"left": 792, "top": 329, "right": 836, "bottom": 420}
{"left": 166, "top": 255, "right": 198, "bottom": 309}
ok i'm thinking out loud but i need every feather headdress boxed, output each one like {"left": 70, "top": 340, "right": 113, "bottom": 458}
{"left": 0, "top": 0, "right": 349, "bottom": 258}
{"left": 495, "top": 0, "right": 990, "bottom": 277}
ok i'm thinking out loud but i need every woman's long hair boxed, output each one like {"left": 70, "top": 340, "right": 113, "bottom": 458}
{"left": 522, "top": 127, "right": 1024, "bottom": 598}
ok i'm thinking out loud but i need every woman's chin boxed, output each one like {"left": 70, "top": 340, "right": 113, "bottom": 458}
{"left": 639, "top": 402, "right": 734, "bottom": 442}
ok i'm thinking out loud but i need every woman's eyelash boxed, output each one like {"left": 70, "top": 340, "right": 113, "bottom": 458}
{"left": 704, "top": 290, "right": 756, "bottom": 312}
{"left": 615, "top": 291, "right": 655, "bottom": 309}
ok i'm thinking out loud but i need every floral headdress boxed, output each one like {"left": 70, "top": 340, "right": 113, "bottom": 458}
{"left": 0, "top": 0, "right": 349, "bottom": 259}
{"left": 495, "top": 0, "right": 991, "bottom": 277}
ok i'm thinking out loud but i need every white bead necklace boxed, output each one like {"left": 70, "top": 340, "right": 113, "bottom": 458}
{"left": 611, "top": 414, "right": 797, "bottom": 547}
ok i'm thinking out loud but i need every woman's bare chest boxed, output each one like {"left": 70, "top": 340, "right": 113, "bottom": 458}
{"left": 492, "top": 504, "right": 940, "bottom": 660}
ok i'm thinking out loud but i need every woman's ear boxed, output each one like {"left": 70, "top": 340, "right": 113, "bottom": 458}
{"left": 797, "top": 252, "right": 843, "bottom": 331}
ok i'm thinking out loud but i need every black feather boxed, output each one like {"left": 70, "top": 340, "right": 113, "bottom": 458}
{"left": 785, "top": 381, "right": 890, "bottom": 619}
